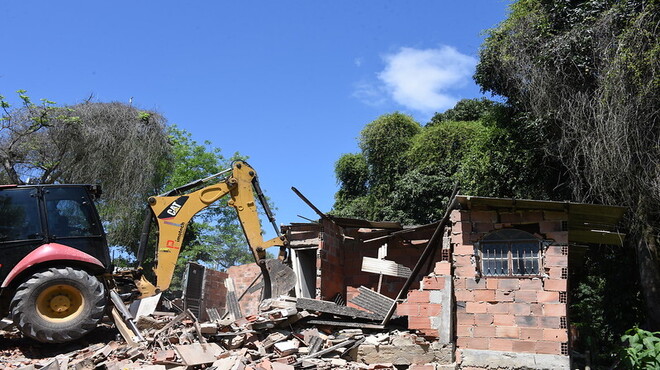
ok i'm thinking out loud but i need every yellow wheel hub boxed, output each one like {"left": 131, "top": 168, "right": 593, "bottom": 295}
{"left": 36, "top": 284, "right": 85, "bottom": 322}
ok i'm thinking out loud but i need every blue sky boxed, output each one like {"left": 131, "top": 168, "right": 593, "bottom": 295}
{"left": 1, "top": 1, "right": 510, "bottom": 237}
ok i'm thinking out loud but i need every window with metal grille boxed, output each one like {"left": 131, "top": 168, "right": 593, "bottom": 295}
{"left": 479, "top": 229, "right": 542, "bottom": 277}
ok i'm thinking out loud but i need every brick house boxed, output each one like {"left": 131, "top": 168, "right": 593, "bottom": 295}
{"left": 224, "top": 195, "right": 624, "bottom": 369}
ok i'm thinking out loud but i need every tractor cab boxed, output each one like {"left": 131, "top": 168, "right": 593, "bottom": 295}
{"left": 0, "top": 184, "right": 111, "bottom": 299}
{"left": 0, "top": 184, "right": 111, "bottom": 343}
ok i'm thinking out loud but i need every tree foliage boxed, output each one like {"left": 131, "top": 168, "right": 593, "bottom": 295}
{"left": 360, "top": 112, "right": 421, "bottom": 195}
{"left": 332, "top": 102, "right": 552, "bottom": 224}
{"left": 333, "top": 113, "right": 421, "bottom": 222}
{"left": 0, "top": 92, "right": 254, "bottom": 282}
{"left": 0, "top": 92, "right": 170, "bottom": 249}
{"left": 427, "top": 97, "right": 499, "bottom": 126}
{"left": 570, "top": 245, "right": 646, "bottom": 365}
{"left": 476, "top": 0, "right": 660, "bottom": 332}
{"left": 334, "top": 153, "right": 368, "bottom": 200}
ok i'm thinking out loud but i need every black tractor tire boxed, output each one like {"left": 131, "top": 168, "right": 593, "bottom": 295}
{"left": 10, "top": 267, "right": 106, "bottom": 343}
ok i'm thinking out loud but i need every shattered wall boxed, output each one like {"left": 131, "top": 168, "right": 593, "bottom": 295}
{"left": 317, "top": 220, "right": 346, "bottom": 301}
{"left": 182, "top": 263, "right": 229, "bottom": 321}
{"left": 201, "top": 267, "right": 229, "bottom": 320}
{"left": 227, "top": 263, "right": 262, "bottom": 317}
{"left": 207, "top": 196, "right": 623, "bottom": 370}
{"left": 397, "top": 261, "right": 452, "bottom": 342}
{"left": 287, "top": 219, "right": 448, "bottom": 341}
{"left": 343, "top": 236, "right": 427, "bottom": 305}
{"left": 287, "top": 219, "right": 437, "bottom": 304}
{"left": 286, "top": 207, "right": 572, "bottom": 368}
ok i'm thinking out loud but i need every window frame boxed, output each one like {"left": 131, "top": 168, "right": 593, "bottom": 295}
{"left": 43, "top": 186, "right": 103, "bottom": 239}
{"left": 476, "top": 228, "right": 545, "bottom": 278}
{"left": 0, "top": 187, "right": 43, "bottom": 243}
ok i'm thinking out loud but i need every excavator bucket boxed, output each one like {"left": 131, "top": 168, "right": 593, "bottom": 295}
{"left": 260, "top": 259, "right": 296, "bottom": 299}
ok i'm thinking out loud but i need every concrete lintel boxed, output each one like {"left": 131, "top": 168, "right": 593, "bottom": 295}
{"left": 356, "top": 342, "right": 454, "bottom": 366}
{"left": 460, "top": 349, "right": 569, "bottom": 370}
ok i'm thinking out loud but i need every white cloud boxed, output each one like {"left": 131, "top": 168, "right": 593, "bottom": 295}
{"left": 352, "top": 80, "right": 387, "bottom": 107}
{"left": 377, "top": 46, "right": 477, "bottom": 113}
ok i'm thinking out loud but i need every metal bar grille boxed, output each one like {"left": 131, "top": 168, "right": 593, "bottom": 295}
{"left": 482, "top": 238, "right": 540, "bottom": 276}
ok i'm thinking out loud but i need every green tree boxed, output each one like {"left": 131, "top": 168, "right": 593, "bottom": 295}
{"left": 335, "top": 153, "right": 368, "bottom": 199}
{"left": 570, "top": 245, "right": 646, "bottom": 365}
{"left": 333, "top": 153, "right": 372, "bottom": 220}
{"left": 360, "top": 113, "right": 421, "bottom": 194}
{"left": 428, "top": 97, "right": 499, "bottom": 126}
{"left": 476, "top": 0, "right": 660, "bottom": 331}
{"left": 398, "top": 120, "right": 490, "bottom": 224}
{"left": 332, "top": 113, "right": 422, "bottom": 221}
{"left": 332, "top": 102, "right": 552, "bottom": 224}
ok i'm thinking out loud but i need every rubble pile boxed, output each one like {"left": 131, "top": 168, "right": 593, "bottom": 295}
{"left": 0, "top": 296, "right": 443, "bottom": 369}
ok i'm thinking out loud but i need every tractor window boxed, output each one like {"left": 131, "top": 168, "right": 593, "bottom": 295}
{"left": 0, "top": 188, "right": 42, "bottom": 242}
{"left": 45, "top": 187, "right": 100, "bottom": 238}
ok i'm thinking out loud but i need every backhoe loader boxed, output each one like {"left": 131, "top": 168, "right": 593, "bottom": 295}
{"left": 0, "top": 160, "right": 295, "bottom": 343}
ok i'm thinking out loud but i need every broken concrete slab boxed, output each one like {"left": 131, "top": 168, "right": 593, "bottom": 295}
{"left": 212, "top": 355, "right": 241, "bottom": 370}
{"left": 111, "top": 308, "right": 141, "bottom": 347}
{"left": 273, "top": 339, "right": 299, "bottom": 356}
{"left": 262, "top": 330, "right": 290, "bottom": 348}
{"left": 349, "top": 286, "right": 396, "bottom": 319}
{"left": 200, "top": 322, "right": 219, "bottom": 334}
{"left": 173, "top": 342, "right": 223, "bottom": 366}
{"left": 304, "top": 319, "right": 385, "bottom": 329}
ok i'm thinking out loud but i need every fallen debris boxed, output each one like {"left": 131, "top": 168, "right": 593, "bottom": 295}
{"left": 0, "top": 294, "right": 444, "bottom": 369}
{"left": 174, "top": 343, "right": 223, "bottom": 366}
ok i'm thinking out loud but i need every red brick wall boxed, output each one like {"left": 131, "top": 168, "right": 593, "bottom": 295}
{"left": 227, "top": 263, "right": 262, "bottom": 316}
{"left": 318, "top": 220, "right": 433, "bottom": 307}
{"left": 396, "top": 263, "right": 451, "bottom": 339}
{"left": 452, "top": 208, "right": 569, "bottom": 356}
{"left": 343, "top": 242, "right": 427, "bottom": 306}
{"left": 318, "top": 219, "right": 345, "bottom": 301}
{"left": 201, "top": 268, "right": 228, "bottom": 321}
{"left": 286, "top": 219, "right": 433, "bottom": 310}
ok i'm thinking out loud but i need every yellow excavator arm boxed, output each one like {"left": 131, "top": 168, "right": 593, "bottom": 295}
{"left": 134, "top": 161, "right": 291, "bottom": 298}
